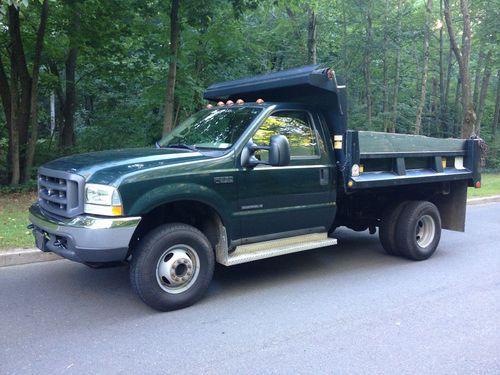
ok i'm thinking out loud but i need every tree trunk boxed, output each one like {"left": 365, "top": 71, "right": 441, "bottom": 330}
{"left": 383, "top": 0, "right": 389, "bottom": 132}
{"left": 443, "top": 0, "right": 476, "bottom": 137}
{"left": 439, "top": 0, "right": 447, "bottom": 135}
{"left": 415, "top": 0, "right": 432, "bottom": 135}
{"left": 9, "top": 69, "right": 21, "bottom": 185}
{"left": 493, "top": 70, "right": 500, "bottom": 140}
{"left": 60, "top": 5, "right": 80, "bottom": 149}
{"left": 443, "top": 45, "right": 453, "bottom": 136}
{"left": 475, "top": 51, "right": 492, "bottom": 135}
{"left": 454, "top": 75, "right": 461, "bottom": 136}
{"left": 431, "top": 76, "right": 438, "bottom": 135}
{"left": 472, "top": 50, "right": 484, "bottom": 110}
{"left": 162, "top": 0, "right": 180, "bottom": 135}
{"left": 307, "top": 8, "right": 317, "bottom": 65}
{"left": 391, "top": 0, "right": 402, "bottom": 133}
{"left": 7, "top": 5, "right": 33, "bottom": 185}
{"left": 24, "top": 0, "right": 49, "bottom": 183}
{"left": 364, "top": 2, "right": 373, "bottom": 128}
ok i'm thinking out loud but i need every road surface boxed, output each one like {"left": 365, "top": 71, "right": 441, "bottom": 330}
{"left": 1, "top": 203, "right": 499, "bottom": 374}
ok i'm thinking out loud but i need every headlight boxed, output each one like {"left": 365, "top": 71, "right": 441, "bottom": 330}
{"left": 84, "top": 184, "right": 123, "bottom": 216}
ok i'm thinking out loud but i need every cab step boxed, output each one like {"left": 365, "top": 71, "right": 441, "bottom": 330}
{"left": 222, "top": 232, "right": 337, "bottom": 266}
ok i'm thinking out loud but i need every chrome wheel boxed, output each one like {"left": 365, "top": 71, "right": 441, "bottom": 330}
{"left": 156, "top": 245, "right": 200, "bottom": 294}
{"left": 415, "top": 214, "right": 435, "bottom": 248}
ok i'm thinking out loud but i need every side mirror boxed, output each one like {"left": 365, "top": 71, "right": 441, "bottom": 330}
{"left": 241, "top": 135, "right": 290, "bottom": 168}
{"left": 268, "top": 135, "right": 291, "bottom": 166}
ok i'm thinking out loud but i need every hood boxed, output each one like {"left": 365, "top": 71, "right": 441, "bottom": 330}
{"left": 42, "top": 148, "right": 210, "bottom": 185}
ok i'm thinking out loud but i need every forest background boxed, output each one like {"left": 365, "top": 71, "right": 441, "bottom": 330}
{"left": 0, "top": 0, "right": 499, "bottom": 189}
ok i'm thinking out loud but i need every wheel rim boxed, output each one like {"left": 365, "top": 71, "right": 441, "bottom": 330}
{"left": 156, "top": 245, "right": 200, "bottom": 294}
{"left": 415, "top": 214, "right": 435, "bottom": 248}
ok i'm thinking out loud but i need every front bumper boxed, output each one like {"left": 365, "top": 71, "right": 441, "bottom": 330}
{"left": 29, "top": 203, "right": 141, "bottom": 263}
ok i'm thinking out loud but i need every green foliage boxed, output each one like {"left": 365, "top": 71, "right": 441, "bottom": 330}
{"left": 0, "top": 0, "right": 499, "bottom": 185}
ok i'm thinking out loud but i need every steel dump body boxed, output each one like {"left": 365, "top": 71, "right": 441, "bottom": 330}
{"left": 344, "top": 130, "right": 480, "bottom": 189}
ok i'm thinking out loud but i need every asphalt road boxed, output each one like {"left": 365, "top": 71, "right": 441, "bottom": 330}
{"left": 1, "top": 203, "right": 499, "bottom": 374}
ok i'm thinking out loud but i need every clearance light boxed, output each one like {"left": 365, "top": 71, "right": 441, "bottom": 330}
{"left": 226, "top": 100, "right": 234, "bottom": 106}
{"left": 475, "top": 181, "right": 481, "bottom": 189}
{"left": 256, "top": 98, "right": 265, "bottom": 104}
{"left": 442, "top": 157, "right": 447, "bottom": 168}
{"left": 217, "top": 101, "right": 224, "bottom": 106}
{"left": 347, "top": 180, "right": 354, "bottom": 188}
{"left": 236, "top": 99, "right": 245, "bottom": 104}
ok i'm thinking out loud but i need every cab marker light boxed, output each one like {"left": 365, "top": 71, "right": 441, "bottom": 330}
{"left": 226, "top": 100, "right": 234, "bottom": 106}
{"left": 217, "top": 101, "right": 224, "bottom": 106}
{"left": 256, "top": 98, "right": 265, "bottom": 104}
{"left": 206, "top": 104, "right": 213, "bottom": 109}
{"left": 236, "top": 99, "right": 244, "bottom": 104}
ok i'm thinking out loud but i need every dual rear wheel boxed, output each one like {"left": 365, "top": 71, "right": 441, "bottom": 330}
{"left": 379, "top": 200, "right": 442, "bottom": 260}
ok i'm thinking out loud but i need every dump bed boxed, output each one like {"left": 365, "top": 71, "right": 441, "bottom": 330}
{"left": 343, "top": 130, "right": 481, "bottom": 191}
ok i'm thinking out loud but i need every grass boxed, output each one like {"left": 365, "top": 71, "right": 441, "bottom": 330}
{"left": 0, "top": 192, "right": 37, "bottom": 250}
{"left": 0, "top": 173, "right": 498, "bottom": 251}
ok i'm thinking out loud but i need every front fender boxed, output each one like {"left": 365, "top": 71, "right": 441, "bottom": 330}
{"left": 125, "top": 182, "right": 233, "bottom": 229}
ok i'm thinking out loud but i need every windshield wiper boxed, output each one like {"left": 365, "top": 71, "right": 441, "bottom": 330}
{"left": 163, "top": 143, "right": 199, "bottom": 152}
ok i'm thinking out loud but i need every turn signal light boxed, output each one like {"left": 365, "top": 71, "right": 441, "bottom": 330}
{"left": 111, "top": 206, "right": 123, "bottom": 216}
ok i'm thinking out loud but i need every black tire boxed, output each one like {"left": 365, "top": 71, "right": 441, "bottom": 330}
{"left": 130, "top": 223, "right": 215, "bottom": 311}
{"left": 395, "top": 201, "right": 441, "bottom": 261}
{"left": 379, "top": 201, "right": 409, "bottom": 255}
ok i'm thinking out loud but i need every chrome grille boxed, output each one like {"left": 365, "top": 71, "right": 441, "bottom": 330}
{"left": 38, "top": 167, "right": 84, "bottom": 218}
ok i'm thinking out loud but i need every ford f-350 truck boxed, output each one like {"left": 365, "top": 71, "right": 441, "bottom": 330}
{"left": 29, "top": 65, "right": 481, "bottom": 311}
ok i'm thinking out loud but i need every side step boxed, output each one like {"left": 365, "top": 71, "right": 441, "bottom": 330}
{"left": 222, "top": 232, "right": 337, "bottom": 266}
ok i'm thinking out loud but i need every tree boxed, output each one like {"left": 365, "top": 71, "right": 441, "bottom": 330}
{"left": 391, "top": 0, "right": 402, "bottom": 133}
{"left": 443, "top": 0, "right": 476, "bottom": 137}
{"left": 415, "top": 0, "right": 432, "bottom": 135}
{"left": 162, "top": 0, "right": 180, "bottom": 135}
{"left": 0, "top": 0, "right": 49, "bottom": 184}
{"left": 475, "top": 50, "right": 492, "bottom": 135}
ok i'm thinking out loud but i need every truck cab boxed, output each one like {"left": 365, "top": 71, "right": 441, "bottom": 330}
{"left": 29, "top": 65, "right": 481, "bottom": 311}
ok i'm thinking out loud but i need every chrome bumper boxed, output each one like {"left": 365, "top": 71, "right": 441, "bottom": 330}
{"left": 29, "top": 203, "right": 141, "bottom": 263}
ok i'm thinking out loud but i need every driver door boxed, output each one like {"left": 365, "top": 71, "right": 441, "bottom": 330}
{"left": 236, "top": 110, "right": 335, "bottom": 241}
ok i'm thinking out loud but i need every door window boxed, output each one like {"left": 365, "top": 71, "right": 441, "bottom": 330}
{"left": 253, "top": 111, "right": 319, "bottom": 161}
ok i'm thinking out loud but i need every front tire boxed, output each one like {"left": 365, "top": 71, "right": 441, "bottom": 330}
{"left": 130, "top": 223, "right": 215, "bottom": 311}
{"left": 395, "top": 201, "right": 441, "bottom": 261}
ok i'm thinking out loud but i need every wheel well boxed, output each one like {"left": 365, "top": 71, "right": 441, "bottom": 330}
{"left": 128, "top": 200, "right": 226, "bottom": 255}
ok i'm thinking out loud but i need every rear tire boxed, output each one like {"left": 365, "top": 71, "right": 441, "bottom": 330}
{"left": 130, "top": 223, "right": 214, "bottom": 311}
{"left": 379, "top": 201, "right": 409, "bottom": 255}
{"left": 395, "top": 201, "right": 441, "bottom": 261}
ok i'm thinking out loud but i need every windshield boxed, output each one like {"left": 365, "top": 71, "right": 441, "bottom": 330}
{"left": 158, "top": 107, "right": 262, "bottom": 150}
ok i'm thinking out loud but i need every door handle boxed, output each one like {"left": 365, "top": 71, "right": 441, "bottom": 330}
{"left": 319, "top": 168, "right": 329, "bottom": 186}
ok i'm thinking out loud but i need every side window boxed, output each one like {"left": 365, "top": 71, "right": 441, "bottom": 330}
{"left": 253, "top": 111, "right": 319, "bottom": 161}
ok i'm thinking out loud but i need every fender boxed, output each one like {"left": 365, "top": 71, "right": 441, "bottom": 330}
{"left": 124, "top": 182, "right": 234, "bottom": 235}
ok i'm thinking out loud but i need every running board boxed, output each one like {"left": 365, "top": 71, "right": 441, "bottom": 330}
{"left": 221, "top": 233, "right": 337, "bottom": 266}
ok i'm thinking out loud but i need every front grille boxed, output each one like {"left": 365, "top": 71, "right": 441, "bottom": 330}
{"left": 38, "top": 167, "right": 84, "bottom": 218}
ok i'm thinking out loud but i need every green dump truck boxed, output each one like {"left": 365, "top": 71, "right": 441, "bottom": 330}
{"left": 28, "top": 65, "right": 482, "bottom": 311}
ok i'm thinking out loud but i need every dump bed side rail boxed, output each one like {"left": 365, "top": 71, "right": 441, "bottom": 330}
{"left": 343, "top": 131, "right": 481, "bottom": 191}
